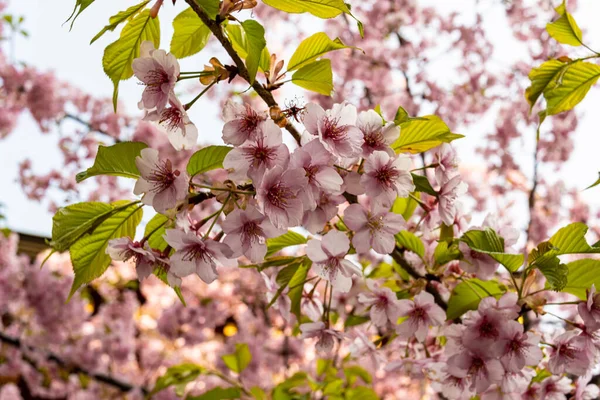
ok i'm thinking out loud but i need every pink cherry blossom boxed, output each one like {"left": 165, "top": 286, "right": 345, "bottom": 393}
{"left": 106, "top": 237, "right": 155, "bottom": 281}
{"left": 539, "top": 376, "right": 573, "bottom": 400}
{"left": 495, "top": 320, "right": 542, "bottom": 372}
{"left": 357, "top": 279, "right": 402, "bottom": 327}
{"left": 548, "top": 331, "right": 593, "bottom": 376}
{"left": 478, "top": 292, "right": 520, "bottom": 319}
{"left": 132, "top": 41, "right": 179, "bottom": 113}
{"left": 301, "top": 284, "right": 324, "bottom": 321}
{"left": 462, "top": 306, "right": 509, "bottom": 357}
{"left": 164, "top": 229, "right": 235, "bottom": 283}
{"left": 396, "top": 291, "right": 445, "bottom": 342}
{"left": 482, "top": 214, "right": 520, "bottom": 248}
{"left": 459, "top": 241, "right": 499, "bottom": 280}
{"left": 221, "top": 100, "right": 267, "bottom": 146}
{"left": 579, "top": 284, "right": 600, "bottom": 331}
{"left": 306, "top": 230, "right": 361, "bottom": 293}
{"left": 438, "top": 175, "right": 468, "bottom": 226}
{"left": 256, "top": 165, "right": 308, "bottom": 229}
{"left": 349, "top": 329, "right": 387, "bottom": 369}
{"left": 447, "top": 349, "right": 504, "bottom": 393}
{"left": 222, "top": 204, "right": 285, "bottom": 263}
{"left": 299, "top": 321, "right": 344, "bottom": 354}
{"left": 144, "top": 95, "right": 198, "bottom": 150}
{"left": 133, "top": 148, "right": 189, "bottom": 214}
{"left": 434, "top": 143, "right": 459, "bottom": 184}
{"left": 223, "top": 120, "right": 289, "bottom": 182}
{"left": 428, "top": 363, "right": 475, "bottom": 400}
{"left": 344, "top": 203, "right": 405, "bottom": 255}
{"left": 357, "top": 109, "right": 399, "bottom": 157}
{"left": 290, "top": 139, "right": 343, "bottom": 210}
{"left": 361, "top": 151, "right": 415, "bottom": 207}
{"left": 303, "top": 102, "right": 363, "bottom": 159}
{"left": 301, "top": 192, "right": 345, "bottom": 234}
{"left": 575, "top": 375, "right": 600, "bottom": 400}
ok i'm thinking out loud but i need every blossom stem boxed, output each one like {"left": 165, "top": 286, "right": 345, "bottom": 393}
{"left": 410, "top": 163, "right": 439, "bottom": 172}
{"left": 206, "top": 369, "right": 251, "bottom": 396}
{"left": 185, "top": 80, "right": 218, "bottom": 110}
{"left": 409, "top": 193, "right": 429, "bottom": 210}
{"left": 140, "top": 217, "right": 170, "bottom": 245}
{"left": 204, "top": 194, "right": 230, "bottom": 238}
{"left": 322, "top": 282, "right": 330, "bottom": 323}
{"left": 193, "top": 184, "right": 255, "bottom": 195}
{"left": 543, "top": 310, "right": 579, "bottom": 327}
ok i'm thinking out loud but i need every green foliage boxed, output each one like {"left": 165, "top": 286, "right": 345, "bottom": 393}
{"left": 196, "top": 0, "right": 221, "bottom": 19}
{"left": 272, "top": 372, "right": 309, "bottom": 399}
{"left": 66, "top": 0, "right": 96, "bottom": 30}
{"left": 546, "top": 2, "right": 582, "bottom": 46}
{"left": 391, "top": 116, "right": 464, "bottom": 154}
{"left": 446, "top": 279, "right": 505, "bottom": 319}
{"left": 249, "top": 387, "right": 267, "bottom": 400}
{"left": 393, "top": 106, "right": 410, "bottom": 124}
{"left": 434, "top": 241, "right": 461, "bottom": 266}
{"left": 171, "top": 7, "right": 211, "bottom": 58}
{"left": 144, "top": 213, "right": 170, "bottom": 251}
{"left": 221, "top": 343, "right": 252, "bottom": 373}
{"left": 150, "top": 363, "right": 204, "bottom": 396}
{"left": 50, "top": 202, "right": 114, "bottom": 252}
{"left": 344, "top": 314, "right": 370, "bottom": 327}
{"left": 411, "top": 173, "right": 437, "bottom": 196}
{"left": 525, "top": 59, "right": 566, "bottom": 111}
{"left": 266, "top": 231, "right": 308, "bottom": 257}
{"left": 287, "top": 32, "right": 350, "bottom": 71}
{"left": 240, "top": 20, "right": 267, "bottom": 84}
{"left": 187, "top": 387, "right": 241, "bottom": 400}
{"left": 91, "top": 1, "right": 150, "bottom": 44}
{"left": 69, "top": 201, "right": 143, "bottom": 298}
{"left": 343, "top": 366, "right": 372, "bottom": 385}
{"left": 395, "top": 231, "right": 425, "bottom": 259}
{"left": 346, "top": 387, "right": 379, "bottom": 400}
{"left": 76, "top": 142, "right": 147, "bottom": 183}
{"left": 261, "top": 0, "right": 350, "bottom": 19}
{"left": 563, "top": 259, "right": 600, "bottom": 299}
{"left": 460, "top": 228, "right": 524, "bottom": 272}
{"left": 292, "top": 59, "right": 333, "bottom": 95}
{"left": 391, "top": 193, "right": 419, "bottom": 220}
{"left": 544, "top": 61, "right": 600, "bottom": 116}
{"left": 102, "top": 9, "right": 160, "bottom": 110}
{"left": 585, "top": 172, "right": 600, "bottom": 190}
{"left": 187, "top": 145, "right": 233, "bottom": 177}
{"left": 266, "top": 258, "right": 304, "bottom": 308}
{"left": 287, "top": 259, "right": 311, "bottom": 318}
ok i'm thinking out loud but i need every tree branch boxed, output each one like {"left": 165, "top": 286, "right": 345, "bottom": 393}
{"left": 183, "top": 1, "right": 302, "bottom": 145}
{"left": 0, "top": 330, "right": 147, "bottom": 395}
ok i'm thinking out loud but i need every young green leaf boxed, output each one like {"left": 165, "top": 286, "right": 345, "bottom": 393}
{"left": 187, "top": 387, "right": 242, "bottom": 400}
{"left": 69, "top": 201, "right": 143, "bottom": 298}
{"left": 65, "top": 0, "right": 96, "bottom": 30}
{"left": 460, "top": 228, "right": 524, "bottom": 272}
{"left": 287, "top": 32, "right": 350, "bottom": 71}
{"left": 150, "top": 363, "right": 204, "bottom": 395}
{"left": 525, "top": 59, "right": 566, "bottom": 111}
{"left": 170, "top": 7, "right": 211, "bottom": 58}
{"left": 226, "top": 24, "right": 271, "bottom": 73}
{"left": 446, "top": 278, "right": 505, "bottom": 320}
{"left": 563, "top": 259, "right": 600, "bottom": 299}
{"left": 261, "top": 0, "right": 350, "bottom": 19}
{"left": 241, "top": 20, "right": 267, "bottom": 84}
{"left": 266, "top": 231, "right": 307, "bottom": 257}
{"left": 50, "top": 202, "right": 115, "bottom": 252}
{"left": 221, "top": 343, "right": 252, "bottom": 373}
{"left": 90, "top": 1, "right": 151, "bottom": 44}
{"left": 391, "top": 193, "right": 419, "bottom": 220}
{"left": 544, "top": 61, "right": 600, "bottom": 116}
{"left": 411, "top": 173, "right": 437, "bottom": 196}
{"left": 144, "top": 213, "right": 171, "bottom": 251}
{"left": 196, "top": 0, "right": 221, "bottom": 19}
{"left": 586, "top": 172, "right": 600, "bottom": 190}
{"left": 395, "top": 231, "right": 425, "bottom": 259}
{"left": 76, "top": 142, "right": 148, "bottom": 183}
{"left": 186, "top": 145, "right": 233, "bottom": 177}
{"left": 102, "top": 10, "right": 160, "bottom": 110}
{"left": 391, "top": 116, "right": 464, "bottom": 154}
{"left": 546, "top": 7, "right": 583, "bottom": 47}
{"left": 287, "top": 259, "right": 311, "bottom": 318}
{"left": 291, "top": 59, "right": 333, "bottom": 95}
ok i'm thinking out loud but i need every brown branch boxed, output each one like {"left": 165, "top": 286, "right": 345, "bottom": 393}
{"left": 63, "top": 113, "right": 122, "bottom": 143}
{"left": 0, "top": 330, "right": 147, "bottom": 395}
{"left": 183, "top": 1, "right": 302, "bottom": 145}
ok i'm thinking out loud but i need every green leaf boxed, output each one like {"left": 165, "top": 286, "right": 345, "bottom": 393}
{"left": 434, "top": 241, "right": 461, "bottom": 266}
{"left": 226, "top": 24, "right": 272, "bottom": 74}
{"left": 538, "top": 256, "right": 569, "bottom": 291}
{"left": 276, "top": 262, "right": 301, "bottom": 287}
{"left": 151, "top": 363, "right": 204, "bottom": 395}
{"left": 392, "top": 116, "right": 464, "bottom": 154}
{"left": 292, "top": 59, "right": 333, "bottom": 95}
{"left": 76, "top": 142, "right": 148, "bottom": 183}
{"left": 50, "top": 202, "right": 114, "bottom": 252}
{"left": 391, "top": 193, "right": 419, "bottom": 220}
{"left": 187, "top": 387, "right": 241, "bottom": 400}
{"left": 221, "top": 343, "right": 252, "bottom": 373}
{"left": 346, "top": 387, "right": 379, "bottom": 400}
{"left": 411, "top": 173, "right": 437, "bottom": 196}
{"left": 266, "top": 231, "right": 307, "bottom": 257}
{"left": 585, "top": 172, "right": 600, "bottom": 190}
{"left": 170, "top": 7, "right": 211, "bottom": 58}
{"left": 261, "top": 0, "right": 350, "bottom": 18}
{"left": 544, "top": 61, "right": 600, "bottom": 116}
{"left": 196, "top": 0, "right": 221, "bottom": 19}
{"left": 344, "top": 314, "right": 370, "bottom": 327}
{"left": 144, "top": 213, "right": 170, "bottom": 251}
{"left": 287, "top": 32, "right": 350, "bottom": 71}
{"left": 241, "top": 20, "right": 266, "bottom": 84}
{"left": 343, "top": 366, "right": 372, "bottom": 385}
{"left": 287, "top": 259, "right": 311, "bottom": 318}
{"left": 563, "top": 259, "right": 600, "bottom": 299}
{"left": 546, "top": 12, "right": 583, "bottom": 46}
{"left": 394, "top": 106, "right": 410, "bottom": 125}
{"left": 65, "top": 0, "right": 95, "bottom": 30}
{"left": 525, "top": 59, "right": 566, "bottom": 111}
{"left": 91, "top": 1, "right": 151, "bottom": 44}
{"left": 460, "top": 228, "right": 524, "bottom": 272}
{"left": 446, "top": 279, "right": 505, "bottom": 320}
{"left": 395, "top": 231, "right": 425, "bottom": 259}
{"left": 249, "top": 387, "right": 267, "bottom": 400}
{"left": 187, "top": 145, "right": 233, "bottom": 177}
{"left": 69, "top": 201, "right": 143, "bottom": 298}
{"left": 102, "top": 9, "right": 160, "bottom": 110}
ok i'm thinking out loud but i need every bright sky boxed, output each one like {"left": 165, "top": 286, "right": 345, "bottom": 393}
{"left": 2, "top": 0, "right": 600, "bottom": 237}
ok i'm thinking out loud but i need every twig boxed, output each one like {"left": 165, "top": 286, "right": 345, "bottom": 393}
{"left": 63, "top": 113, "right": 122, "bottom": 143}
{"left": 183, "top": 0, "right": 302, "bottom": 145}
